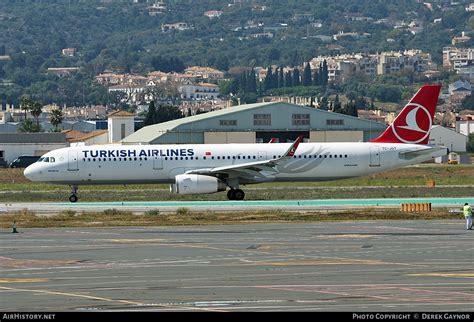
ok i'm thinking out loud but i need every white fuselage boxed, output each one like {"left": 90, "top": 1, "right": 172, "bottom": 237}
{"left": 24, "top": 142, "right": 445, "bottom": 186}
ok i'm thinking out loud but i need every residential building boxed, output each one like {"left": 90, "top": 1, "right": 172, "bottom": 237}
{"left": 161, "top": 22, "right": 190, "bottom": 32}
{"left": 310, "top": 50, "right": 433, "bottom": 83}
{"left": 456, "top": 115, "right": 474, "bottom": 136}
{"left": 47, "top": 67, "right": 80, "bottom": 77}
{"left": 443, "top": 47, "right": 474, "bottom": 79}
{"left": 448, "top": 80, "right": 472, "bottom": 95}
{"left": 147, "top": 1, "right": 167, "bottom": 16}
{"left": 179, "top": 82, "right": 220, "bottom": 100}
{"left": 61, "top": 48, "right": 76, "bottom": 57}
{"left": 452, "top": 32, "right": 471, "bottom": 45}
{"left": 204, "top": 10, "right": 223, "bottom": 19}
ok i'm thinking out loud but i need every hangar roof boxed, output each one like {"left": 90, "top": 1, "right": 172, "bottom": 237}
{"left": 0, "top": 133, "right": 67, "bottom": 144}
{"left": 122, "top": 101, "right": 386, "bottom": 144}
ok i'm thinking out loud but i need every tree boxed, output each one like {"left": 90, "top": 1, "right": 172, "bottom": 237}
{"left": 20, "top": 96, "right": 33, "bottom": 121}
{"left": 144, "top": 101, "right": 156, "bottom": 126}
{"left": 18, "top": 119, "right": 41, "bottom": 133}
{"left": 467, "top": 133, "right": 474, "bottom": 153}
{"left": 30, "top": 101, "right": 43, "bottom": 127}
{"left": 263, "top": 67, "right": 273, "bottom": 91}
{"left": 293, "top": 68, "right": 301, "bottom": 87}
{"left": 302, "top": 62, "right": 312, "bottom": 86}
{"left": 321, "top": 60, "right": 329, "bottom": 86}
{"left": 461, "top": 94, "right": 474, "bottom": 110}
{"left": 343, "top": 101, "right": 358, "bottom": 117}
{"left": 50, "top": 108, "right": 63, "bottom": 132}
{"left": 278, "top": 67, "right": 284, "bottom": 88}
{"left": 246, "top": 69, "right": 257, "bottom": 93}
{"left": 154, "top": 105, "right": 183, "bottom": 124}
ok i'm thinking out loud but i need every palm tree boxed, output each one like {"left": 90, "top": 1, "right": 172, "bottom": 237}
{"left": 20, "top": 96, "right": 33, "bottom": 121}
{"left": 18, "top": 119, "right": 40, "bottom": 133}
{"left": 30, "top": 102, "right": 43, "bottom": 127}
{"left": 50, "top": 108, "right": 63, "bottom": 132}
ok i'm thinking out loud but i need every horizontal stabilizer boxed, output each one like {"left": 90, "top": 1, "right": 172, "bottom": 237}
{"left": 399, "top": 146, "right": 447, "bottom": 160}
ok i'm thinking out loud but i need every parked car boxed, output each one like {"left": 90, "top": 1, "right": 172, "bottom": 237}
{"left": 9, "top": 156, "right": 41, "bottom": 168}
{"left": 0, "top": 159, "right": 8, "bottom": 168}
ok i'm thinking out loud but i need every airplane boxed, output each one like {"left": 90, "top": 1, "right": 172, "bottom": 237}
{"left": 24, "top": 84, "right": 447, "bottom": 202}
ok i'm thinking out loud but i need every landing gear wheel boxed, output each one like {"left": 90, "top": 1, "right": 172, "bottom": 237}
{"left": 227, "top": 189, "right": 236, "bottom": 200}
{"left": 234, "top": 189, "right": 245, "bottom": 201}
{"left": 69, "top": 185, "right": 78, "bottom": 203}
{"left": 227, "top": 189, "right": 245, "bottom": 200}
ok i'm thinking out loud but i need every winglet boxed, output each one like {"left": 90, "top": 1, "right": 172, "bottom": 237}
{"left": 284, "top": 135, "right": 304, "bottom": 158}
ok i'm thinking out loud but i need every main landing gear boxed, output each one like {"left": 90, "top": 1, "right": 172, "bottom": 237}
{"left": 69, "top": 185, "right": 78, "bottom": 203}
{"left": 227, "top": 189, "right": 245, "bottom": 201}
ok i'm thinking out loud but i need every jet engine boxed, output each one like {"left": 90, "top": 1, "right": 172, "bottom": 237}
{"left": 170, "top": 174, "right": 226, "bottom": 195}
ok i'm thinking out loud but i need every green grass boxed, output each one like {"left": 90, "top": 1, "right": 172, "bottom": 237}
{"left": 0, "top": 208, "right": 464, "bottom": 229}
{"left": 0, "top": 164, "right": 472, "bottom": 202}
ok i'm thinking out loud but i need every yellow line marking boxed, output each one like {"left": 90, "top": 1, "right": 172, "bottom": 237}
{"left": 251, "top": 259, "right": 386, "bottom": 266}
{"left": 0, "top": 278, "right": 49, "bottom": 283}
{"left": 317, "top": 234, "right": 377, "bottom": 239}
{"left": 110, "top": 239, "right": 165, "bottom": 243}
{"left": 405, "top": 273, "right": 474, "bottom": 277}
{"left": 0, "top": 286, "right": 226, "bottom": 312}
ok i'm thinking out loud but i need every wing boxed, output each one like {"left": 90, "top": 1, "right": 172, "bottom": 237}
{"left": 186, "top": 136, "right": 304, "bottom": 182}
{"left": 398, "top": 146, "right": 447, "bottom": 160}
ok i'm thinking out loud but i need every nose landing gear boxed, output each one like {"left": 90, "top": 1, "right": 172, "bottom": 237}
{"left": 69, "top": 185, "right": 78, "bottom": 203}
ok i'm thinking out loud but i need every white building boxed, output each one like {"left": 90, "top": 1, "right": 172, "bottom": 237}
{"left": 107, "top": 110, "right": 135, "bottom": 143}
{"left": 456, "top": 117, "right": 474, "bottom": 136}
{"left": 0, "top": 133, "right": 68, "bottom": 164}
{"left": 179, "top": 83, "right": 220, "bottom": 100}
{"left": 429, "top": 125, "right": 467, "bottom": 153}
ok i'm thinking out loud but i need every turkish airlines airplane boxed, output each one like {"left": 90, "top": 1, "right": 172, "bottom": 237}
{"left": 24, "top": 84, "right": 446, "bottom": 202}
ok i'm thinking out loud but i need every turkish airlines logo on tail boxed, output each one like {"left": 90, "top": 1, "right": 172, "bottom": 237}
{"left": 391, "top": 103, "right": 432, "bottom": 144}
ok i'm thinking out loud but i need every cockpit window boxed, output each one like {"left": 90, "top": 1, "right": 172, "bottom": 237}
{"left": 50, "top": 157, "right": 55, "bottom": 163}
{"left": 43, "top": 157, "right": 49, "bottom": 162}
{"left": 38, "top": 157, "right": 44, "bottom": 162}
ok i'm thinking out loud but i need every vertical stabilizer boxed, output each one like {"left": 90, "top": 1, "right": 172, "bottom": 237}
{"left": 371, "top": 84, "right": 441, "bottom": 144}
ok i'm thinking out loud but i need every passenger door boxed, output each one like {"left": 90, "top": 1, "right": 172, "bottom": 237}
{"left": 153, "top": 155, "right": 163, "bottom": 170}
{"left": 68, "top": 150, "right": 79, "bottom": 171}
{"left": 369, "top": 147, "right": 380, "bottom": 167}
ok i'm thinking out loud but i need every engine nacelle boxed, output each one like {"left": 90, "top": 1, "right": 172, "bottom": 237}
{"left": 170, "top": 174, "right": 226, "bottom": 195}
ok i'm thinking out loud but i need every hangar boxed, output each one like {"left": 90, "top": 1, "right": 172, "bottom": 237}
{"left": 122, "top": 102, "right": 387, "bottom": 144}
{"left": 0, "top": 133, "right": 68, "bottom": 164}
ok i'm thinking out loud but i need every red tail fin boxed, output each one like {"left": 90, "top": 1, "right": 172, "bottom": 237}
{"left": 371, "top": 84, "right": 441, "bottom": 144}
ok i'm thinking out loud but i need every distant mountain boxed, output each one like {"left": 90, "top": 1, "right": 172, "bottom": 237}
{"left": 1, "top": 0, "right": 473, "bottom": 105}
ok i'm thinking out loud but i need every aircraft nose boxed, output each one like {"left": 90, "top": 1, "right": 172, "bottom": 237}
{"left": 24, "top": 164, "right": 40, "bottom": 181}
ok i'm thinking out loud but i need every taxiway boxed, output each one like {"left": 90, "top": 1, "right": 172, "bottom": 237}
{"left": 0, "top": 221, "right": 473, "bottom": 311}
{"left": 2, "top": 197, "right": 474, "bottom": 214}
